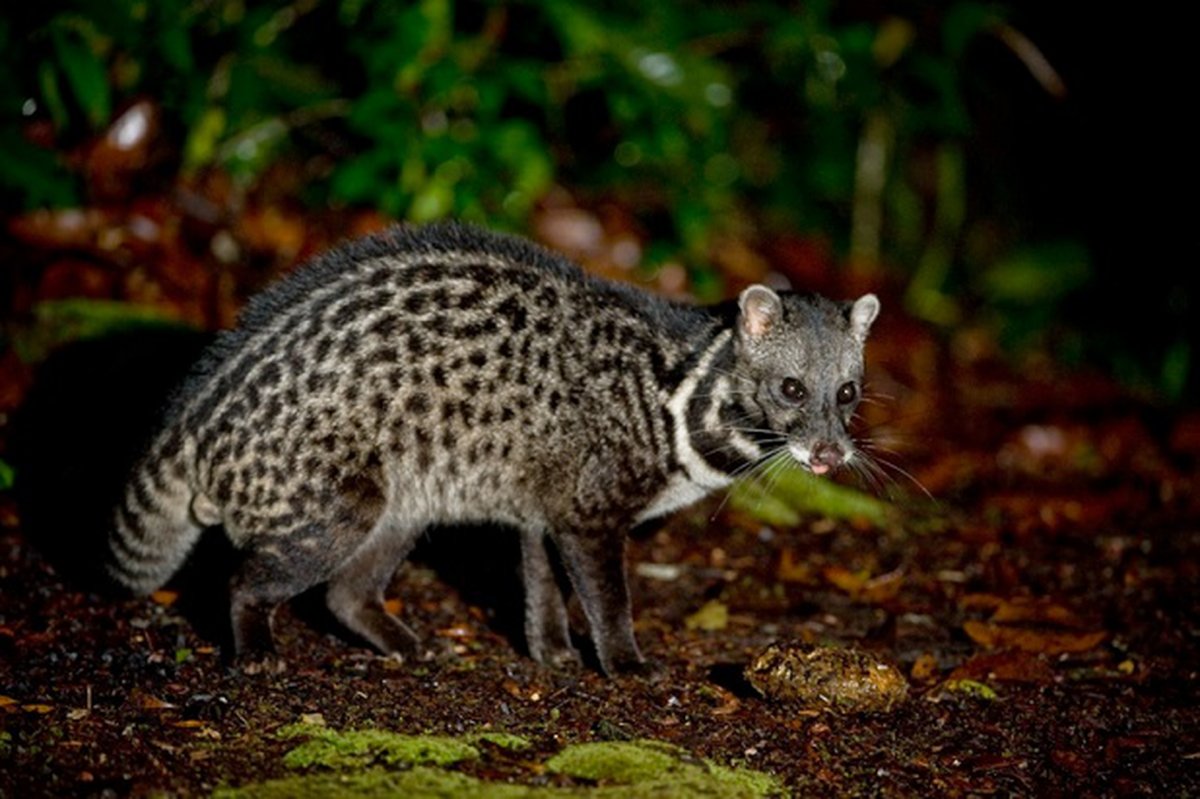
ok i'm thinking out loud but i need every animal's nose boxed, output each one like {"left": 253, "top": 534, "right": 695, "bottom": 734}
{"left": 809, "top": 442, "right": 844, "bottom": 475}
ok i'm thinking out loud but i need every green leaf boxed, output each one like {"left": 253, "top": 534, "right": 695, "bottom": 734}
{"left": 980, "top": 241, "right": 1090, "bottom": 304}
{"left": 0, "top": 130, "right": 79, "bottom": 208}
{"left": 0, "top": 459, "right": 14, "bottom": 491}
{"left": 942, "top": 678, "right": 998, "bottom": 701}
{"left": 37, "top": 60, "right": 70, "bottom": 131}
{"left": 408, "top": 178, "right": 454, "bottom": 222}
{"left": 182, "top": 107, "right": 227, "bottom": 172}
{"left": 331, "top": 151, "right": 391, "bottom": 205}
{"left": 51, "top": 22, "right": 112, "bottom": 128}
{"left": 943, "top": 2, "right": 998, "bottom": 58}
{"left": 1161, "top": 340, "right": 1191, "bottom": 402}
{"left": 732, "top": 461, "right": 896, "bottom": 528}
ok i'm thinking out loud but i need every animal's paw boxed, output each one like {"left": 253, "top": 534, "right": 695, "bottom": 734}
{"left": 236, "top": 652, "right": 288, "bottom": 676}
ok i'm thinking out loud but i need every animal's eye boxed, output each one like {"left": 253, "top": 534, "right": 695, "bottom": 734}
{"left": 836, "top": 382, "right": 858, "bottom": 405}
{"left": 780, "top": 377, "right": 806, "bottom": 403}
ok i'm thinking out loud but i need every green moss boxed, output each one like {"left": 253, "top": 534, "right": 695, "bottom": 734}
{"left": 277, "top": 724, "right": 479, "bottom": 770}
{"left": 470, "top": 731, "right": 534, "bottom": 751}
{"left": 214, "top": 766, "right": 525, "bottom": 799}
{"left": 227, "top": 727, "right": 784, "bottom": 798}
{"left": 546, "top": 740, "right": 682, "bottom": 783}
{"left": 546, "top": 740, "right": 784, "bottom": 797}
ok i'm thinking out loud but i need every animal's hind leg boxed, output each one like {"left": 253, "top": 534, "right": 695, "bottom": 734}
{"left": 325, "top": 520, "right": 423, "bottom": 657}
{"left": 229, "top": 533, "right": 334, "bottom": 659}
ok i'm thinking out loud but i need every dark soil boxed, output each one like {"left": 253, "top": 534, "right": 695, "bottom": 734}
{"left": 2, "top": 300, "right": 1198, "bottom": 797}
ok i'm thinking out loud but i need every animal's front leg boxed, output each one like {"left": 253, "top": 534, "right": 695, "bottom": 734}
{"left": 552, "top": 527, "right": 644, "bottom": 675}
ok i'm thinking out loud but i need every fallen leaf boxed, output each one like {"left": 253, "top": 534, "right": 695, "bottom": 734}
{"left": 824, "top": 566, "right": 868, "bottom": 594}
{"left": 131, "top": 690, "right": 175, "bottom": 711}
{"left": 962, "top": 620, "right": 1106, "bottom": 655}
{"left": 989, "top": 596, "right": 1084, "bottom": 628}
{"left": 150, "top": 590, "right": 179, "bottom": 606}
{"left": 910, "top": 652, "right": 940, "bottom": 683}
{"left": 824, "top": 566, "right": 904, "bottom": 603}
{"left": 1051, "top": 748, "right": 1090, "bottom": 777}
{"left": 959, "top": 593, "right": 1006, "bottom": 612}
{"left": 950, "top": 650, "right": 1055, "bottom": 683}
{"left": 435, "top": 625, "right": 474, "bottom": 639}
{"left": 776, "top": 548, "right": 811, "bottom": 582}
{"left": 939, "top": 679, "right": 998, "bottom": 701}
{"left": 23, "top": 704, "right": 54, "bottom": 714}
{"left": 684, "top": 600, "right": 729, "bottom": 632}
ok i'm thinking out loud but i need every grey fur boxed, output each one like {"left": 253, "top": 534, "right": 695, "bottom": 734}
{"left": 107, "top": 222, "right": 878, "bottom": 673}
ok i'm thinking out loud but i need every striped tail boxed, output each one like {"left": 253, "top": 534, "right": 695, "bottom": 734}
{"left": 107, "top": 433, "right": 204, "bottom": 595}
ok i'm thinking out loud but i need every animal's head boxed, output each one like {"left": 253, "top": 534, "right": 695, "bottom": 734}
{"left": 733, "top": 285, "right": 879, "bottom": 474}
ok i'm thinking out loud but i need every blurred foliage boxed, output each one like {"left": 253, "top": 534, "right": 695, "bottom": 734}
{"left": 0, "top": 1, "right": 1189, "bottom": 399}
{"left": 0, "top": 0, "right": 1007, "bottom": 255}
{"left": 11, "top": 299, "right": 186, "bottom": 364}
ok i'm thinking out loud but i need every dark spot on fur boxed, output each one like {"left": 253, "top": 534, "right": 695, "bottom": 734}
{"left": 404, "top": 292, "right": 427, "bottom": 314}
{"left": 496, "top": 295, "right": 527, "bottom": 332}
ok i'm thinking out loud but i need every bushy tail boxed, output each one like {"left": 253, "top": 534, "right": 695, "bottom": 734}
{"left": 107, "top": 435, "right": 204, "bottom": 595}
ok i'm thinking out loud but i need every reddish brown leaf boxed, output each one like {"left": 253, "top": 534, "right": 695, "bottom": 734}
{"left": 962, "top": 620, "right": 1106, "bottom": 655}
{"left": 949, "top": 650, "right": 1055, "bottom": 683}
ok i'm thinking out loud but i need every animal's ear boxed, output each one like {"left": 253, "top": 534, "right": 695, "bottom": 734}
{"left": 738, "top": 285, "right": 782, "bottom": 340}
{"left": 849, "top": 294, "right": 880, "bottom": 340}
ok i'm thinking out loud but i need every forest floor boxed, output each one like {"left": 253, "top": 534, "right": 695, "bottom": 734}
{"left": 2, "top": 199, "right": 1199, "bottom": 797}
